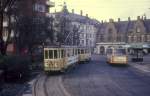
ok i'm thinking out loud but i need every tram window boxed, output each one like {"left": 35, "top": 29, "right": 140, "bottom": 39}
{"left": 67, "top": 49, "right": 70, "bottom": 57}
{"left": 61, "top": 50, "right": 64, "bottom": 58}
{"left": 71, "top": 49, "right": 73, "bottom": 56}
{"left": 54, "top": 50, "right": 57, "bottom": 58}
{"left": 114, "top": 49, "right": 126, "bottom": 55}
{"left": 45, "top": 50, "right": 48, "bottom": 59}
{"left": 81, "top": 49, "right": 84, "bottom": 54}
{"left": 75, "top": 49, "right": 78, "bottom": 55}
{"left": 49, "top": 50, "right": 53, "bottom": 59}
{"left": 78, "top": 49, "right": 80, "bottom": 54}
{"left": 72, "top": 49, "right": 75, "bottom": 56}
{"left": 85, "top": 49, "right": 87, "bottom": 53}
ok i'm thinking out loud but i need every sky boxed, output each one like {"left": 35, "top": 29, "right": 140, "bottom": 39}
{"left": 50, "top": 0, "right": 150, "bottom": 21}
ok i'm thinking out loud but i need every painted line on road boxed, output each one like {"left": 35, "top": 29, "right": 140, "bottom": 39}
{"left": 59, "top": 76, "right": 72, "bottom": 96}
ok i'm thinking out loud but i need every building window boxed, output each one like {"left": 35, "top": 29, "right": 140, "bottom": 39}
{"left": 128, "top": 36, "right": 131, "bottom": 43}
{"left": 34, "top": 3, "right": 45, "bottom": 12}
{"left": 134, "top": 35, "right": 137, "bottom": 42}
{"left": 145, "top": 35, "right": 147, "bottom": 42}
{"left": 82, "top": 40, "right": 84, "bottom": 44}
{"left": 100, "top": 35, "right": 104, "bottom": 42}
{"left": 147, "top": 35, "right": 150, "bottom": 42}
{"left": 136, "top": 27, "right": 141, "bottom": 33}
{"left": 141, "top": 35, "right": 145, "bottom": 42}
{"left": 131, "top": 36, "right": 134, "bottom": 43}
{"left": 137, "top": 36, "right": 141, "bottom": 42}
{"left": 117, "top": 35, "right": 121, "bottom": 42}
{"left": 108, "top": 28, "right": 113, "bottom": 42}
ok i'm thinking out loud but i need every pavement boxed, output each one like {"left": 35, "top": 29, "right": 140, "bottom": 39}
{"left": 128, "top": 55, "right": 150, "bottom": 75}
{"left": 20, "top": 72, "right": 41, "bottom": 96}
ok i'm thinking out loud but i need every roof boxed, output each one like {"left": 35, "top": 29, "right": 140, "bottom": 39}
{"left": 99, "top": 19, "right": 150, "bottom": 34}
{"left": 51, "top": 12, "right": 100, "bottom": 25}
{"left": 143, "top": 19, "right": 150, "bottom": 33}
{"left": 114, "top": 21, "right": 129, "bottom": 33}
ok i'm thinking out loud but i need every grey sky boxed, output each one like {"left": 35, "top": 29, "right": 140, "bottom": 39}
{"left": 50, "top": 0, "right": 150, "bottom": 21}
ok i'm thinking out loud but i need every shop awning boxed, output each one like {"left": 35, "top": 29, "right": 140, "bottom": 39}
{"left": 129, "top": 43, "right": 149, "bottom": 49}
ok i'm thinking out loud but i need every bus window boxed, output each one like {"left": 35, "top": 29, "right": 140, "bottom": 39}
{"left": 49, "top": 50, "right": 53, "bottom": 59}
{"left": 45, "top": 50, "right": 48, "bottom": 59}
{"left": 54, "top": 50, "right": 57, "bottom": 59}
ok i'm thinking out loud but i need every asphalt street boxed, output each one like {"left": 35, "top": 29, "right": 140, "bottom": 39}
{"left": 31, "top": 55, "right": 150, "bottom": 96}
{"left": 62, "top": 55, "right": 150, "bottom": 96}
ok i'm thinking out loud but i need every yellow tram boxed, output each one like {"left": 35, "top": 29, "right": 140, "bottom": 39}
{"left": 43, "top": 46, "right": 91, "bottom": 72}
{"left": 44, "top": 46, "right": 78, "bottom": 72}
{"left": 78, "top": 47, "right": 91, "bottom": 62}
{"left": 106, "top": 48, "right": 128, "bottom": 65}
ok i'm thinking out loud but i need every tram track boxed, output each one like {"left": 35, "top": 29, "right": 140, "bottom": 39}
{"left": 32, "top": 73, "right": 71, "bottom": 96}
{"left": 32, "top": 74, "right": 48, "bottom": 96}
{"left": 45, "top": 75, "right": 71, "bottom": 96}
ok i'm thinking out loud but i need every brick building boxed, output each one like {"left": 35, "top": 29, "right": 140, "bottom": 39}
{"left": 95, "top": 16, "right": 150, "bottom": 54}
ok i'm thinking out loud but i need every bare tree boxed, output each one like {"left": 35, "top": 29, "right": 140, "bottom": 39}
{"left": 0, "top": 0, "right": 17, "bottom": 55}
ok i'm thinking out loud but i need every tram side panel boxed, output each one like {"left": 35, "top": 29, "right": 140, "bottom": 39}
{"left": 65, "top": 48, "right": 78, "bottom": 68}
{"left": 44, "top": 48, "right": 79, "bottom": 72}
{"left": 78, "top": 48, "right": 91, "bottom": 62}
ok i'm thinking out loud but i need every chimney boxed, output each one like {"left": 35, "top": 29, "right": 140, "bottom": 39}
{"left": 137, "top": 16, "right": 140, "bottom": 20}
{"left": 128, "top": 17, "right": 131, "bottom": 21}
{"left": 143, "top": 14, "right": 147, "bottom": 20}
{"left": 72, "top": 9, "right": 74, "bottom": 14}
{"left": 118, "top": 18, "right": 120, "bottom": 22}
{"left": 80, "top": 10, "right": 83, "bottom": 16}
{"left": 86, "top": 14, "right": 88, "bottom": 17}
{"left": 141, "top": 16, "right": 144, "bottom": 20}
{"left": 101, "top": 20, "right": 103, "bottom": 24}
{"left": 109, "top": 18, "right": 114, "bottom": 23}
{"left": 144, "top": 16, "right": 147, "bottom": 20}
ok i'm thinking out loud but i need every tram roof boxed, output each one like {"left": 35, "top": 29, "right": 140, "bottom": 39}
{"left": 44, "top": 45, "right": 78, "bottom": 48}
